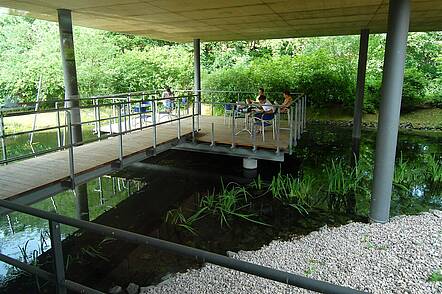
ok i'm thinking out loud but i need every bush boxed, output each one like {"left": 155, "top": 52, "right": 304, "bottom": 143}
{"left": 401, "top": 68, "right": 428, "bottom": 109}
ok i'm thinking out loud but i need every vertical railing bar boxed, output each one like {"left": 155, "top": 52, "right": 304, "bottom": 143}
{"left": 139, "top": 101, "right": 143, "bottom": 130}
{"left": 289, "top": 107, "right": 294, "bottom": 153}
{"left": 300, "top": 96, "right": 304, "bottom": 134}
{"left": 196, "top": 96, "right": 200, "bottom": 131}
{"left": 276, "top": 107, "right": 280, "bottom": 154}
{"left": 96, "top": 99, "right": 102, "bottom": 139}
{"left": 177, "top": 98, "right": 181, "bottom": 139}
{"left": 0, "top": 110, "right": 7, "bottom": 163}
{"left": 231, "top": 110, "right": 235, "bottom": 149}
{"left": 252, "top": 117, "right": 257, "bottom": 152}
{"left": 66, "top": 111, "right": 75, "bottom": 187}
{"left": 49, "top": 219, "right": 67, "bottom": 294}
{"left": 191, "top": 98, "right": 195, "bottom": 144}
{"left": 127, "top": 95, "right": 131, "bottom": 132}
{"left": 93, "top": 99, "right": 98, "bottom": 134}
{"left": 152, "top": 99, "right": 157, "bottom": 148}
{"left": 117, "top": 104, "right": 123, "bottom": 163}
{"left": 297, "top": 100, "right": 301, "bottom": 140}
{"left": 98, "top": 177, "right": 104, "bottom": 205}
{"left": 211, "top": 96, "right": 214, "bottom": 116}
{"left": 294, "top": 101, "right": 298, "bottom": 145}
{"left": 56, "top": 103, "right": 62, "bottom": 148}
{"left": 210, "top": 122, "right": 215, "bottom": 147}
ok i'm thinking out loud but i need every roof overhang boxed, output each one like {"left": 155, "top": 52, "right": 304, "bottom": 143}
{"left": 0, "top": 0, "right": 441, "bottom": 42}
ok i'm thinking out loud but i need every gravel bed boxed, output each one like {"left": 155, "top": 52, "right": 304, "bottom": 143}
{"left": 139, "top": 211, "right": 442, "bottom": 294}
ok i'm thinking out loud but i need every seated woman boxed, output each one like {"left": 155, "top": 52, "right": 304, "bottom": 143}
{"left": 280, "top": 90, "right": 293, "bottom": 113}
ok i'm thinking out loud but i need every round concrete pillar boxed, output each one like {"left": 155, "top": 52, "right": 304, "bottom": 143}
{"left": 243, "top": 158, "right": 257, "bottom": 169}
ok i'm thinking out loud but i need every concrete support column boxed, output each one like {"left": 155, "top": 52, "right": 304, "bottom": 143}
{"left": 193, "top": 39, "right": 201, "bottom": 120}
{"left": 370, "top": 0, "right": 410, "bottom": 223}
{"left": 58, "top": 9, "right": 89, "bottom": 217}
{"left": 351, "top": 29, "right": 369, "bottom": 163}
{"left": 243, "top": 158, "right": 257, "bottom": 169}
{"left": 57, "top": 9, "right": 82, "bottom": 144}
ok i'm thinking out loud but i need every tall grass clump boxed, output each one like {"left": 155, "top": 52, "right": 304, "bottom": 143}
{"left": 200, "top": 182, "right": 267, "bottom": 227}
{"left": 324, "top": 159, "right": 369, "bottom": 211}
{"left": 423, "top": 154, "right": 442, "bottom": 187}
{"left": 269, "top": 172, "right": 314, "bottom": 215}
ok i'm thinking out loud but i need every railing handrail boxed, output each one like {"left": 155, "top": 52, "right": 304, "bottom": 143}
{"left": 0, "top": 198, "right": 366, "bottom": 294}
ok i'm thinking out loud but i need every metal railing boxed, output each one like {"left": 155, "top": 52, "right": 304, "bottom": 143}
{"left": 0, "top": 199, "right": 366, "bottom": 294}
{"left": 0, "top": 92, "right": 198, "bottom": 165}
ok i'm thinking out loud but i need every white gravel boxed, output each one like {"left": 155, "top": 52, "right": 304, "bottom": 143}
{"left": 140, "top": 211, "right": 442, "bottom": 294}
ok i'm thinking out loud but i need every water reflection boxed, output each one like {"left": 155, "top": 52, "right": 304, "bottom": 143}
{"left": 0, "top": 176, "right": 143, "bottom": 280}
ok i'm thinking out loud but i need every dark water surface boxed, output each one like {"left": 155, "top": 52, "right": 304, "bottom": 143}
{"left": 0, "top": 122, "right": 441, "bottom": 293}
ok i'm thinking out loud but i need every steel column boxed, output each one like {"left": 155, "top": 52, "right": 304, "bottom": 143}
{"left": 194, "top": 39, "right": 201, "bottom": 130}
{"left": 57, "top": 9, "right": 82, "bottom": 144}
{"left": 352, "top": 29, "right": 370, "bottom": 162}
{"left": 75, "top": 184, "right": 89, "bottom": 221}
{"left": 370, "top": 0, "right": 410, "bottom": 223}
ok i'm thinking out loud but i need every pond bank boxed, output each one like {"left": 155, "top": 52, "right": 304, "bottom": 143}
{"left": 139, "top": 211, "right": 442, "bottom": 294}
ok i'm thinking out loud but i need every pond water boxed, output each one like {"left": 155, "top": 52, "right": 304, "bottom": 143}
{"left": 0, "top": 122, "right": 441, "bottom": 293}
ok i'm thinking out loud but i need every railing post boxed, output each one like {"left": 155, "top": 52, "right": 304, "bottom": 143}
{"left": 177, "top": 98, "right": 181, "bottom": 139}
{"left": 210, "top": 122, "right": 215, "bottom": 147}
{"left": 0, "top": 110, "right": 8, "bottom": 163}
{"left": 117, "top": 104, "right": 123, "bottom": 163}
{"left": 211, "top": 96, "right": 214, "bottom": 116}
{"left": 49, "top": 219, "right": 67, "bottom": 294}
{"left": 55, "top": 103, "right": 62, "bottom": 148}
{"left": 297, "top": 99, "right": 302, "bottom": 140}
{"left": 252, "top": 117, "right": 257, "bottom": 152}
{"left": 139, "top": 101, "right": 143, "bottom": 130}
{"left": 191, "top": 98, "right": 195, "bottom": 144}
{"left": 93, "top": 98, "right": 98, "bottom": 134}
{"left": 289, "top": 107, "right": 295, "bottom": 152}
{"left": 96, "top": 99, "right": 101, "bottom": 138}
{"left": 66, "top": 111, "right": 75, "bottom": 187}
{"left": 152, "top": 99, "right": 157, "bottom": 148}
{"left": 127, "top": 95, "right": 132, "bottom": 132}
{"left": 276, "top": 108, "right": 280, "bottom": 154}
{"left": 231, "top": 108, "right": 235, "bottom": 149}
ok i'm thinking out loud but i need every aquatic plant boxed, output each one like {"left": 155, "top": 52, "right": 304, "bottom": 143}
{"left": 324, "top": 159, "right": 369, "bottom": 211}
{"left": 165, "top": 207, "right": 207, "bottom": 235}
{"left": 423, "top": 154, "right": 442, "bottom": 186}
{"left": 249, "top": 174, "right": 268, "bottom": 191}
{"left": 269, "top": 173, "right": 314, "bottom": 215}
{"left": 199, "top": 182, "right": 268, "bottom": 228}
{"left": 80, "top": 246, "right": 110, "bottom": 262}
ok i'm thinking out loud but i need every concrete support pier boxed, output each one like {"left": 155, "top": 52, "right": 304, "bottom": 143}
{"left": 243, "top": 158, "right": 258, "bottom": 170}
{"left": 370, "top": 0, "right": 410, "bottom": 223}
{"left": 351, "top": 29, "right": 369, "bottom": 164}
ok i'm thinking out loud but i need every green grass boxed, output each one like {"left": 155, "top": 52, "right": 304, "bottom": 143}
{"left": 269, "top": 172, "right": 314, "bottom": 215}
{"left": 428, "top": 270, "right": 442, "bottom": 282}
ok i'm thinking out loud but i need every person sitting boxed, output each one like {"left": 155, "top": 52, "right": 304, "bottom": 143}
{"left": 162, "top": 87, "right": 174, "bottom": 112}
{"left": 280, "top": 90, "right": 293, "bottom": 113}
{"left": 247, "top": 87, "right": 265, "bottom": 105}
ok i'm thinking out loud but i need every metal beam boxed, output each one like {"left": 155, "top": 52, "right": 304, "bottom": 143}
{"left": 174, "top": 142, "right": 285, "bottom": 162}
{"left": 351, "top": 29, "right": 369, "bottom": 163}
{"left": 370, "top": 0, "right": 410, "bottom": 223}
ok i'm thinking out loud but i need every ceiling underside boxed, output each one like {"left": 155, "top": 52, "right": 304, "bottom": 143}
{"left": 0, "top": 0, "right": 441, "bottom": 42}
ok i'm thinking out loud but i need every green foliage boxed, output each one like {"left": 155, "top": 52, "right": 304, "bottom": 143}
{"left": 402, "top": 68, "right": 428, "bottom": 109}
{"left": 324, "top": 159, "right": 369, "bottom": 211}
{"left": 269, "top": 173, "right": 313, "bottom": 214}
{"left": 423, "top": 154, "right": 442, "bottom": 186}
{"left": 165, "top": 207, "right": 206, "bottom": 235}
{"left": 428, "top": 270, "right": 442, "bottom": 282}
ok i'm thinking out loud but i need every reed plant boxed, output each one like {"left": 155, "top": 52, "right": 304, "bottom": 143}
{"left": 324, "top": 159, "right": 369, "bottom": 211}
{"left": 269, "top": 172, "right": 314, "bottom": 215}
{"left": 199, "top": 182, "right": 268, "bottom": 227}
{"left": 423, "top": 154, "right": 442, "bottom": 186}
{"left": 165, "top": 207, "right": 207, "bottom": 235}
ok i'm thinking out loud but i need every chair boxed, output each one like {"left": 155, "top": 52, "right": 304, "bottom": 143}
{"left": 253, "top": 108, "right": 278, "bottom": 142}
{"left": 224, "top": 103, "right": 234, "bottom": 125}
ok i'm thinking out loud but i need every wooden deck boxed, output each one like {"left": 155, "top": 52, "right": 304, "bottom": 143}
{"left": 0, "top": 115, "right": 290, "bottom": 202}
